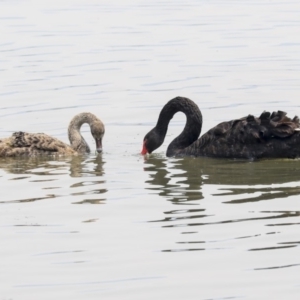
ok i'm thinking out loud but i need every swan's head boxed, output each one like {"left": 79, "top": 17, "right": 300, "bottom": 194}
{"left": 141, "top": 128, "right": 164, "bottom": 155}
{"left": 91, "top": 121, "right": 105, "bottom": 153}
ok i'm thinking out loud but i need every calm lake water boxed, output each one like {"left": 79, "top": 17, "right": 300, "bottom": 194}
{"left": 1, "top": 0, "right": 300, "bottom": 299}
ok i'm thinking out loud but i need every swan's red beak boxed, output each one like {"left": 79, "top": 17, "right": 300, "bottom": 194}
{"left": 141, "top": 140, "right": 148, "bottom": 155}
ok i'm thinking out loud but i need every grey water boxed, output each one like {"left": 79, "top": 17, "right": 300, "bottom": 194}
{"left": 1, "top": 0, "right": 300, "bottom": 299}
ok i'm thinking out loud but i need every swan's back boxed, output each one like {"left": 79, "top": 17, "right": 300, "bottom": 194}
{"left": 195, "top": 110, "right": 300, "bottom": 159}
{"left": 0, "top": 132, "right": 76, "bottom": 157}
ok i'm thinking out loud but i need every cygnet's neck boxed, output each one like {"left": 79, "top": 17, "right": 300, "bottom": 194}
{"left": 68, "top": 112, "right": 100, "bottom": 153}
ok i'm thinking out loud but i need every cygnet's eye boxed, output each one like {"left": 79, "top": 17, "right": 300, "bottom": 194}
{"left": 93, "top": 133, "right": 103, "bottom": 140}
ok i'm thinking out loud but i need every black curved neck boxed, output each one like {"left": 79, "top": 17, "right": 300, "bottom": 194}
{"left": 155, "top": 97, "right": 203, "bottom": 157}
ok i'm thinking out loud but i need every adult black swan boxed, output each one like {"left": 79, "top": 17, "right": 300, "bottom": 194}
{"left": 141, "top": 96, "right": 300, "bottom": 159}
{"left": 0, "top": 112, "right": 104, "bottom": 157}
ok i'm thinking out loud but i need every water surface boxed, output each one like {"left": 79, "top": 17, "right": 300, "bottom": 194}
{"left": 1, "top": 0, "right": 300, "bottom": 299}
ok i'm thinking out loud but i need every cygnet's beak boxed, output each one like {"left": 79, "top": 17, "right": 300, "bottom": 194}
{"left": 96, "top": 138, "right": 103, "bottom": 153}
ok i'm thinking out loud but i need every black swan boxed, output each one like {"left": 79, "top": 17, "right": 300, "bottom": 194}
{"left": 141, "top": 96, "right": 300, "bottom": 159}
{"left": 0, "top": 112, "right": 104, "bottom": 157}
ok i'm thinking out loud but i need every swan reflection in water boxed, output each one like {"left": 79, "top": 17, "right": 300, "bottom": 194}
{"left": 143, "top": 156, "right": 300, "bottom": 252}
{"left": 144, "top": 156, "right": 205, "bottom": 203}
{"left": 69, "top": 154, "right": 105, "bottom": 178}
{"left": 144, "top": 157, "right": 300, "bottom": 227}
{"left": 69, "top": 155, "right": 107, "bottom": 204}
{"left": 144, "top": 156, "right": 300, "bottom": 204}
{"left": 0, "top": 154, "right": 107, "bottom": 204}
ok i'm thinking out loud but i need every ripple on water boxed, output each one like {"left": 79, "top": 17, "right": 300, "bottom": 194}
{"left": 143, "top": 157, "right": 300, "bottom": 255}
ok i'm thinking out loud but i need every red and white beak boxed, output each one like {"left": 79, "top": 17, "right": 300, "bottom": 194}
{"left": 141, "top": 140, "right": 148, "bottom": 155}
